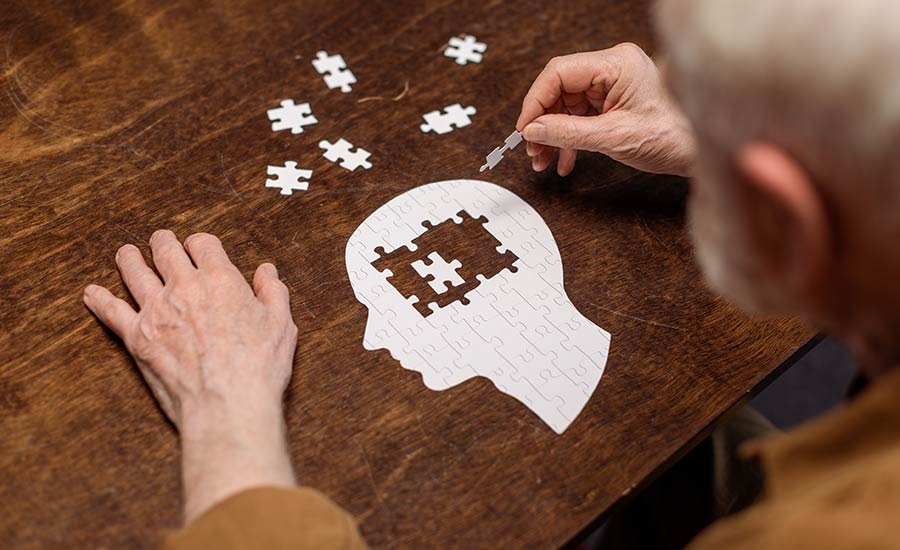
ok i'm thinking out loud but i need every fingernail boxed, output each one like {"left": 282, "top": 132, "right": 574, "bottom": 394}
{"left": 263, "top": 263, "right": 278, "bottom": 277}
{"left": 524, "top": 122, "right": 546, "bottom": 142}
{"left": 84, "top": 285, "right": 98, "bottom": 297}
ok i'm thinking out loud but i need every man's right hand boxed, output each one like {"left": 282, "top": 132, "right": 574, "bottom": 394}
{"left": 516, "top": 43, "right": 696, "bottom": 177}
{"left": 83, "top": 230, "right": 299, "bottom": 523}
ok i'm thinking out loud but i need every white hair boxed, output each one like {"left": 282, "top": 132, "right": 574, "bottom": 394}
{"left": 656, "top": 0, "right": 900, "bottom": 222}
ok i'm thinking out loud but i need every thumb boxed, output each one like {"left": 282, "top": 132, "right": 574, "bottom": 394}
{"left": 523, "top": 113, "right": 619, "bottom": 153}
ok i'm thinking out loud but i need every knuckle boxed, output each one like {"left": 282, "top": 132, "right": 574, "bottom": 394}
{"left": 96, "top": 299, "right": 114, "bottom": 317}
{"left": 556, "top": 120, "right": 577, "bottom": 149}
{"left": 616, "top": 42, "right": 645, "bottom": 58}
{"left": 129, "top": 339, "right": 157, "bottom": 364}
{"left": 272, "top": 276, "right": 289, "bottom": 291}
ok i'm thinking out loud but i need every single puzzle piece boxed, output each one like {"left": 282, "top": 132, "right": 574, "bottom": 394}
{"left": 267, "top": 99, "right": 318, "bottom": 134}
{"left": 319, "top": 138, "right": 372, "bottom": 171}
{"left": 312, "top": 50, "right": 356, "bottom": 93}
{"left": 480, "top": 130, "right": 523, "bottom": 172}
{"left": 411, "top": 251, "right": 465, "bottom": 294}
{"left": 420, "top": 103, "right": 477, "bottom": 135}
{"left": 443, "top": 35, "right": 487, "bottom": 65}
{"left": 266, "top": 162, "right": 312, "bottom": 195}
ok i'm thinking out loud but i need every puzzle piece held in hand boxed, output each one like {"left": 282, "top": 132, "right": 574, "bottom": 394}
{"left": 411, "top": 251, "right": 465, "bottom": 294}
{"left": 480, "top": 130, "right": 523, "bottom": 172}
{"left": 420, "top": 103, "right": 477, "bottom": 135}
{"left": 444, "top": 35, "right": 487, "bottom": 65}
{"left": 312, "top": 51, "right": 356, "bottom": 93}
{"left": 266, "top": 162, "right": 312, "bottom": 195}
{"left": 267, "top": 99, "right": 318, "bottom": 134}
{"left": 319, "top": 138, "right": 372, "bottom": 171}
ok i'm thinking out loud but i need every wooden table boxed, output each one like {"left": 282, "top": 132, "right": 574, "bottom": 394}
{"left": 0, "top": 1, "right": 813, "bottom": 547}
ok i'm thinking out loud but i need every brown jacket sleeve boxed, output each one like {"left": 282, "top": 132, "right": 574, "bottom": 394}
{"left": 690, "top": 366, "right": 900, "bottom": 550}
{"left": 164, "top": 487, "right": 366, "bottom": 550}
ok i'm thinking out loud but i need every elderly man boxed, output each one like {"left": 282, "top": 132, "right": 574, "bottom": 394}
{"left": 83, "top": 0, "right": 900, "bottom": 547}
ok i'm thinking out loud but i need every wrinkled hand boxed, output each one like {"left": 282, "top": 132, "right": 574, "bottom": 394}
{"left": 84, "top": 230, "right": 299, "bottom": 522}
{"left": 83, "top": 230, "right": 297, "bottom": 429}
{"left": 516, "top": 42, "right": 696, "bottom": 177}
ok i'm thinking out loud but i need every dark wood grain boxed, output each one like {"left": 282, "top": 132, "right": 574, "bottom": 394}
{"left": 0, "top": 1, "right": 813, "bottom": 548}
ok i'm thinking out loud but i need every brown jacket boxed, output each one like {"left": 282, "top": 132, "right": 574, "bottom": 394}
{"left": 166, "top": 367, "right": 900, "bottom": 549}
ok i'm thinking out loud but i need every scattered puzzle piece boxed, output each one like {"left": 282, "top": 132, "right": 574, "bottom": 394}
{"left": 312, "top": 50, "right": 356, "bottom": 93}
{"left": 266, "top": 162, "right": 312, "bottom": 195}
{"left": 267, "top": 99, "right": 318, "bottom": 134}
{"left": 444, "top": 35, "right": 487, "bottom": 65}
{"left": 319, "top": 138, "right": 372, "bottom": 171}
{"left": 411, "top": 251, "right": 465, "bottom": 294}
{"left": 480, "top": 130, "right": 523, "bottom": 172}
{"left": 420, "top": 103, "right": 477, "bottom": 135}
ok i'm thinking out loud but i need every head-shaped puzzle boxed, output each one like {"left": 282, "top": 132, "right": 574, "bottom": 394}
{"left": 346, "top": 179, "right": 610, "bottom": 433}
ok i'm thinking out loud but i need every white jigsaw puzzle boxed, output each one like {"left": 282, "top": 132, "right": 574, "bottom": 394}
{"left": 319, "top": 138, "right": 373, "bottom": 171}
{"left": 267, "top": 99, "right": 318, "bottom": 134}
{"left": 345, "top": 179, "right": 611, "bottom": 434}
{"left": 411, "top": 251, "right": 465, "bottom": 294}
{"left": 420, "top": 103, "right": 477, "bottom": 135}
{"left": 266, "top": 162, "right": 312, "bottom": 195}
{"left": 312, "top": 50, "right": 357, "bottom": 93}
{"left": 480, "top": 130, "right": 523, "bottom": 172}
{"left": 444, "top": 35, "right": 487, "bottom": 65}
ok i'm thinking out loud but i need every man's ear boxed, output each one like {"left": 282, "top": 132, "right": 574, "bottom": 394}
{"left": 735, "top": 142, "right": 832, "bottom": 305}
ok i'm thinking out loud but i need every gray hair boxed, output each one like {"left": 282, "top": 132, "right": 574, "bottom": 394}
{"left": 656, "top": 0, "right": 900, "bottom": 225}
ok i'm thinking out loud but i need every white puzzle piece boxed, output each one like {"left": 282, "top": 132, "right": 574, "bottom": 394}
{"left": 319, "top": 138, "right": 373, "bottom": 171}
{"left": 420, "top": 103, "right": 477, "bottom": 135}
{"left": 411, "top": 251, "right": 465, "bottom": 294}
{"left": 312, "top": 50, "right": 356, "bottom": 93}
{"left": 266, "top": 162, "right": 312, "bottom": 195}
{"left": 444, "top": 35, "right": 487, "bottom": 65}
{"left": 345, "top": 179, "right": 611, "bottom": 434}
{"left": 267, "top": 99, "right": 318, "bottom": 134}
{"left": 480, "top": 130, "right": 523, "bottom": 172}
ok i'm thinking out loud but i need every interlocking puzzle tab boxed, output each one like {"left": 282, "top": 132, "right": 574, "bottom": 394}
{"left": 411, "top": 252, "right": 464, "bottom": 294}
{"left": 420, "top": 103, "right": 477, "bottom": 135}
{"left": 444, "top": 35, "right": 487, "bottom": 65}
{"left": 319, "top": 138, "right": 372, "bottom": 171}
{"left": 371, "top": 209, "right": 519, "bottom": 317}
{"left": 266, "top": 162, "right": 312, "bottom": 195}
{"left": 267, "top": 99, "right": 318, "bottom": 134}
{"left": 312, "top": 50, "right": 356, "bottom": 93}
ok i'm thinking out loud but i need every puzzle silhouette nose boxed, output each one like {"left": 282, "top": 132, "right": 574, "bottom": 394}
{"left": 346, "top": 179, "right": 610, "bottom": 434}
